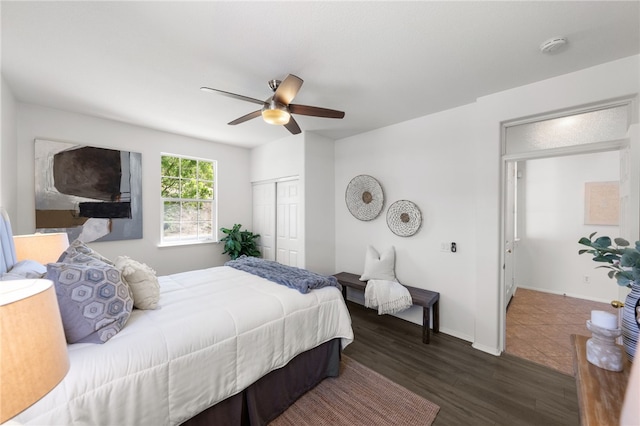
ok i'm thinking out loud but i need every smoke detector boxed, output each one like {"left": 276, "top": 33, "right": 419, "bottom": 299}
{"left": 540, "top": 37, "right": 568, "bottom": 53}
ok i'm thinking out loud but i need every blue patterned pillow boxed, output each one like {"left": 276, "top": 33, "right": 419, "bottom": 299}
{"left": 57, "top": 239, "right": 115, "bottom": 265}
{"left": 46, "top": 261, "right": 133, "bottom": 344}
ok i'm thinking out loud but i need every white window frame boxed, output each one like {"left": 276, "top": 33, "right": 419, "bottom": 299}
{"left": 159, "top": 153, "right": 218, "bottom": 246}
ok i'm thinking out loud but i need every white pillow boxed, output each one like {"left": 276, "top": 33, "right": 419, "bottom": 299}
{"left": 114, "top": 256, "right": 160, "bottom": 310}
{"left": 359, "top": 246, "right": 397, "bottom": 282}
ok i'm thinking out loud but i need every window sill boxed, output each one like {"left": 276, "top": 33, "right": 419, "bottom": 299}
{"left": 157, "top": 239, "right": 219, "bottom": 248}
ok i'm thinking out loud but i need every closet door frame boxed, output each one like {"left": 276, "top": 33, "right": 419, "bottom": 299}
{"left": 252, "top": 176, "right": 303, "bottom": 267}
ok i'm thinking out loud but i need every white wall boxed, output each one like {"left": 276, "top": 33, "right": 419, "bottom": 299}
{"left": 516, "top": 151, "right": 621, "bottom": 303}
{"left": 14, "top": 103, "right": 252, "bottom": 275}
{"left": 304, "top": 133, "right": 335, "bottom": 275}
{"left": 1, "top": 76, "right": 18, "bottom": 219}
{"left": 334, "top": 103, "right": 478, "bottom": 342}
{"left": 250, "top": 133, "right": 303, "bottom": 183}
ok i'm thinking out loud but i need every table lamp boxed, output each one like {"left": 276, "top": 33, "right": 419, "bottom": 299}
{"left": 0, "top": 279, "right": 69, "bottom": 423}
{"left": 13, "top": 233, "right": 69, "bottom": 264}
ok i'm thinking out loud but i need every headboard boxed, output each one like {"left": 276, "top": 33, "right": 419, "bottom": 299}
{"left": 0, "top": 208, "right": 17, "bottom": 274}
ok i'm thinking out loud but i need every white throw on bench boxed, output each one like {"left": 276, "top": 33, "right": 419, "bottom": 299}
{"left": 364, "top": 279, "right": 413, "bottom": 315}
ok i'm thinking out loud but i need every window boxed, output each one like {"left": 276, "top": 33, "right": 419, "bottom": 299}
{"left": 160, "top": 154, "right": 216, "bottom": 245}
{"left": 504, "top": 103, "right": 630, "bottom": 156}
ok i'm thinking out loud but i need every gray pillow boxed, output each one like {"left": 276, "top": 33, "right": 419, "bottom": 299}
{"left": 46, "top": 261, "right": 133, "bottom": 344}
{"left": 57, "top": 239, "right": 114, "bottom": 265}
{"left": 0, "top": 259, "right": 46, "bottom": 280}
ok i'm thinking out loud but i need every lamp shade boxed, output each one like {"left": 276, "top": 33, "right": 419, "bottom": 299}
{"left": 13, "top": 233, "right": 69, "bottom": 264}
{"left": 0, "top": 279, "right": 69, "bottom": 422}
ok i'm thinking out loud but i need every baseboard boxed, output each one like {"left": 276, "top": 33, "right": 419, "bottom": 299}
{"left": 440, "top": 327, "right": 473, "bottom": 343}
{"left": 346, "top": 296, "right": 474, "bottom": 343}
{"left": 472, "top": 342, "right": 502, "bottom": 356}
{"left": 515, "top": 285, "right": 613, "bottom": 305}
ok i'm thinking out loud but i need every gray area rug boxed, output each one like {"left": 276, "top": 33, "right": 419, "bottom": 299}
{"left": 270, "top": 355, "right": 440, "bottom": 426}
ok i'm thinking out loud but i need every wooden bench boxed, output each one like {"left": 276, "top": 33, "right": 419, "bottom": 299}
{"left": 333, "top": 272, "right": 440, "bottom": 344}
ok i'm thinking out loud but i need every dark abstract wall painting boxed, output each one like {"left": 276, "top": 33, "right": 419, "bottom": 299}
{"left": 35, "top": 139, "right": 142, "bottom": 242}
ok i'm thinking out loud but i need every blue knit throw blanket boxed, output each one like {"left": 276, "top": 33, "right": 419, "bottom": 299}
{"left": 225, "top": 256, "right": 341, "bottom": 294}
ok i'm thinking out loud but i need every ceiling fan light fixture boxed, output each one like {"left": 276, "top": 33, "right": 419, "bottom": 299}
{"left": 261, "top": 101, "right": 290, "bottom": 125}
{"left": 262, "top": 109, "right": 290, "bottom": 125}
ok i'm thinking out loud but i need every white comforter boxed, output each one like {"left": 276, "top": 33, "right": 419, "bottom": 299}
{"left": 16, "top": 266, "right": 354, "bottom": 426}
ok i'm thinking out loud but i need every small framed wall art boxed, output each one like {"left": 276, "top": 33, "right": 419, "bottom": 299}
{"left": 584, "top": 181, "right": 619, "bottom": 226}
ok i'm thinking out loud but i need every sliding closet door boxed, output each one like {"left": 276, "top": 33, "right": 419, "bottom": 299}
{"left": 276, "top": 179, "right": 301, "bottom": 267}
{"left": 252, "top": 182, "right": 276, "bottom": 261}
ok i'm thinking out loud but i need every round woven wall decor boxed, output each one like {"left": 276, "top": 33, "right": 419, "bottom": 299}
{"left": 345, "top": 175, "right": 384, "bottom": 221}
{"left": 386, "top": 200, "right": 422, "bottom": 237}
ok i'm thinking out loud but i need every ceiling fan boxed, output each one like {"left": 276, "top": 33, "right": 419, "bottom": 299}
{"left": 200, "top": 74, "right": 345, "bottom": 135}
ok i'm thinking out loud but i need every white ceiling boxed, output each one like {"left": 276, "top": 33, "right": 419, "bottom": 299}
{"left": 2, "top": 1, "right": 639, "bottom": 148}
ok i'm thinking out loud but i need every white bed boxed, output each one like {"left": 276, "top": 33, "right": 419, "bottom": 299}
{"left": 16, "top": 266, "right": 353, "bottom": 425}
{"left": 1, "top": 211, "right": 353, "bottom": 425}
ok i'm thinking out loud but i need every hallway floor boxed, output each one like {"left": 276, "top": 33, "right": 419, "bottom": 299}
{"left": 505, "top": 288, "right": 618, "bottom": 376}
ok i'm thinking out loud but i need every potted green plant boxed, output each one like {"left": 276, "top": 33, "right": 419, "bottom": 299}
{"left": 220, "top": 224, "right": 261, "bottom": 260}
{"left": 578, "top": 232, "right": 640, "bottom": 361}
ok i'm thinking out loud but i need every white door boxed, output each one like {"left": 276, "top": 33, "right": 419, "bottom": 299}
{"left": 618, "top": 124, "right": 639, "bottom": 302}
{"left": 252, "top": 182, "right": 276, "bottom": 261}
{"left": 276, "top": 179, "right": 301, "bottom": 267}
{"left": 619, "top": 124, "right": 639, "bottom": 242}
{"left": 503, "top": 161, "right": 517, "bottom": 306}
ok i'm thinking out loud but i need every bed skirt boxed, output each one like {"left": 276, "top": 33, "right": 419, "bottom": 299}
{"left": 180, "top": 338, "right": 341, "bottom": 426}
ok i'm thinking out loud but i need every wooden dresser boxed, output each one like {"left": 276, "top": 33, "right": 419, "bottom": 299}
{"left": 571, "top": 334, "right": 631, "bottom": 426}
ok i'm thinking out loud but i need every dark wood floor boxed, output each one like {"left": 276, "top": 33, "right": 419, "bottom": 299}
{"left": 342, "top": 301, "right": 579, "bottom": 426}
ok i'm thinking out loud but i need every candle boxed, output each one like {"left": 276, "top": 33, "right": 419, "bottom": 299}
{"left": 591, "top": 310, "right": 617, "bottom": 330}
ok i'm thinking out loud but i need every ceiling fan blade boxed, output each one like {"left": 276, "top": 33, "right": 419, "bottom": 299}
{"left": 200, "top": 87, "right": 265, "bottom": 106}
{"left": 289, "top": 104, "right": 345, "bottom": 119}
{"left": 228, "top": 110, "right": 262, "bottom": 125}
{"left": 273, "top": 74, "right": 303, "bottom": 105}
{"left": 284, "top": 116, "right": 302, "bottom": 135}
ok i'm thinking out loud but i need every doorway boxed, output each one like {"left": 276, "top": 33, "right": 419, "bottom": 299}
{"left": 499, "top": 99, "right": 638, "bottom": 362}
{"left": 503, "top": 151, "right": 623, "bottom": 374}
{"left": 510, "top": 151, "right": 621, "bottom": 301}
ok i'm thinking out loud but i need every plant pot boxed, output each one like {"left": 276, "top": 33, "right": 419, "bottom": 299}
{"left": 621, "top": 282, "right": 640, "bottom": 362}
